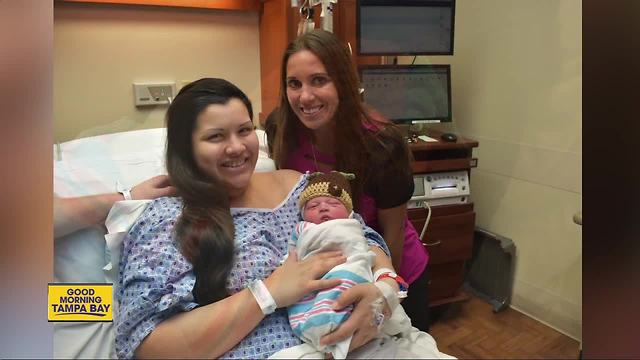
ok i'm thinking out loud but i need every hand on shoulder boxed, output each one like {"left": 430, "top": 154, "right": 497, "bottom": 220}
{"left": 130, "top": 174, "right": 177, "bottom": 200}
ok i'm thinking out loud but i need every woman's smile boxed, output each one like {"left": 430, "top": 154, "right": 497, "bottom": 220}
{"left": 221, "top": 157, "right": 248, "bottom": 169}
{"left": 301, "top": 105, "right": 323, "bottom": 115}
{"left": 219, "top": 155, "right": 252, "bottom": 177}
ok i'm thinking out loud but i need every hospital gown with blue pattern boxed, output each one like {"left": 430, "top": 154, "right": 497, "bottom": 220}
{"left": 115, "top": 174, "right": 389, "bottom": 359}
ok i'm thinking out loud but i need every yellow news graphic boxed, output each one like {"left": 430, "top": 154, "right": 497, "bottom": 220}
{"left": 48, "top": 283, "right": 113, "bottom": 322}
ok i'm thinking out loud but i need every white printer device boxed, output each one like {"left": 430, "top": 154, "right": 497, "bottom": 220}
{"left": 409, "top": 170, "right": 470, "bottom": 208}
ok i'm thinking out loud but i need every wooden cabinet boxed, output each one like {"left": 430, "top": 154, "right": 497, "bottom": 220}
{"left": 408, "top": 130, "right": 478, "bottom": 307}
{"left": 258, "top": 0, "right": 380, "bottom": 124}
{"left": 410, "top": 203, "right": 475, "bottom": 306}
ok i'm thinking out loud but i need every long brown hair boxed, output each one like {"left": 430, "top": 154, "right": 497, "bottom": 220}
{"left": 166, "top": 78, "right": 253, "bottom": 305}
{"left": 272, "top": 30, "right": 409, "bottom": 210}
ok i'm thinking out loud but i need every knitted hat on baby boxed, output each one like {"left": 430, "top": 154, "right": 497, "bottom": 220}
{"left": 299, "top": 171, "right": 355, "bottom": 213}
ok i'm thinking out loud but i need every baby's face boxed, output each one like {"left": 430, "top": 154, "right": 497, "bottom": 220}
{"left": 303, "top": 196, "right": 350, "bottom": 224}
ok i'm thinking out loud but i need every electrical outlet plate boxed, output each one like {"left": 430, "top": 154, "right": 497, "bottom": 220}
{"left": 133, "top": 82, "right": 176, "bottom": 106}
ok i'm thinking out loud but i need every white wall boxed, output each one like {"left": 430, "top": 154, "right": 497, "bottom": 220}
{"left": 54, "top": 2, "right": 261, "bottom": 142}
{"left": 404, "top": 0, "right": 582, "bottom": 340}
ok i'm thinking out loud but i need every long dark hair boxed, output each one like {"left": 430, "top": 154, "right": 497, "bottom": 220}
{"left": 165, "top": 78, "right": 253, "bottom": 305}
{"left": 272, "top": 29, "right": 410, "bottom": 210}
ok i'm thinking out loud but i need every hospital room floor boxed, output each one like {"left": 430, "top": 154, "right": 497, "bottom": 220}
{"left": 429, "top": 294, "right": 581, "bottom": 359}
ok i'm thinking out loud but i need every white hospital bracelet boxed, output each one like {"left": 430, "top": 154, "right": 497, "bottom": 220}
{"left": 374, "top": 281, "right": 400, "bottom": 312}
{"left": 247, "top": 280, "right": 277, "bottom": 315}
{"left": 116, "top": 181, "right": 132, "bottom": 200}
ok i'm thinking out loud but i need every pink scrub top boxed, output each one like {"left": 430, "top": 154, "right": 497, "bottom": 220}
{"left": 284, "top": 131, "right": 428, "bottom": 284}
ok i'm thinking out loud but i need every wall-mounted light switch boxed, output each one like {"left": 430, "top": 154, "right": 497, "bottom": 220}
{"left": 133, "top": 82, "right": 176, "bottom": 106}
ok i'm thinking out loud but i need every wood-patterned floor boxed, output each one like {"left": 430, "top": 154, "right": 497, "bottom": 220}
{"left": 429, "top": 295, "right": 580, "bottom": 359}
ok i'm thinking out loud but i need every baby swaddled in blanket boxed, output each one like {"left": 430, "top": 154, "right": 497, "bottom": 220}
{"left": 277, "top": 172, "right": 454, "bottom": 360}
{"left": 287, "top": 172, "right": 378, "bottom": 358}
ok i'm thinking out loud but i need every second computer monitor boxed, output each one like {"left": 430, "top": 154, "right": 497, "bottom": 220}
{"left": 357, "top": 0, "right": 456, "bottom": 56}
{"left": 359, "top": 64, "right": 452, "bottom": 124}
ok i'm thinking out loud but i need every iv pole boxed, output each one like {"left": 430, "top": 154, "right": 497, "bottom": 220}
{"left": 293, "top": 0, "right": 337, "bottom": 35}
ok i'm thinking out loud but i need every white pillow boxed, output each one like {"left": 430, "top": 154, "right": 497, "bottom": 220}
{"left": 53, "top": 127, "right": 275, "bottom": 359}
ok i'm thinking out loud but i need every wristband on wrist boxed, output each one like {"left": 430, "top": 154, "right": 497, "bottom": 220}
{"left": 373, "top": 268, "right": 395, "bottom": 282}
{"left": 115, "top": 181, "right": 133, "bottom": 200}
{"left": 373, "top": 268, "right": 409, "bottom": 299}
{"left": 247, "top": 279, "right": 277, "bottom": 315}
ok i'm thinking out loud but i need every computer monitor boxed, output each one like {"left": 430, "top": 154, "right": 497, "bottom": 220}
{"left": 357, "top": 0, "right": 456, "bottom": 56}
{"left": 359, "top": 64, "right": 452, "bottom": 124}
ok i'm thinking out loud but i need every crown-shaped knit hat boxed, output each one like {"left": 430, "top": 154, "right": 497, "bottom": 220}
{"left": 299, "top": 171, "right": 355, "bottom": 213}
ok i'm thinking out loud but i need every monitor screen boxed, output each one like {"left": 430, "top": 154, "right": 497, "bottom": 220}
{"left": 357, "top": 0, "right": 456, "bottom": 56}
{"left": 360, "top": 65, "right": 452, "bottom": 124}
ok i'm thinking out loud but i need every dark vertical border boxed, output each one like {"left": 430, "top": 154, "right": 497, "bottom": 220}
{"left": 583, "top": 0, "right": 640, "bottom": 358}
